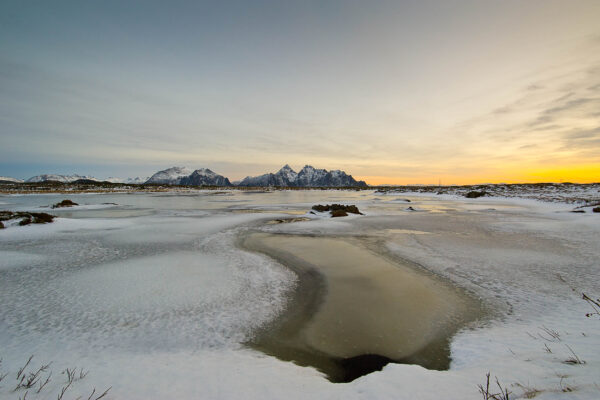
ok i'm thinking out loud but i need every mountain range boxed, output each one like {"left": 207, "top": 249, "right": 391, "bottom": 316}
{"left": 146, "top": 167, "right": 232, "bottom": 186}
{"left": 1, "top": 165, "right": 368, "bottom": 187}
{"left": 20, "top": 174, "right": 149, "bottom": 184}
{"left": 237, "top": 165, "right": 367, "bottom": 187}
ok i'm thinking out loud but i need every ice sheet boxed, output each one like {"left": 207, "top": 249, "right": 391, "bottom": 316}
{"left": 1, "top": 191, "right": 599, "bottom": 400}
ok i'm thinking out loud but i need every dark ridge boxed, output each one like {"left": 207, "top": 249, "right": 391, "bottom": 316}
{"left": 72, "top": 179, "right": 103, "bottom": 184}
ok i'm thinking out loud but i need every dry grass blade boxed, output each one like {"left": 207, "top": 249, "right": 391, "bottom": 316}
{"left": 94, "top": 386, "right": 111, "bottom": 400}
{"left": 87, "top": 386, "right": 111, "bottom": 400}
{"left": 16, "top": 356, "right": 34, "bottom": 380}
{"left": 478, "top": 372, "right": 511, "bottom": 400}
{"left": 563, "top": 344, "right": 585, "bottom": 365}
{"left": 582, "top": 293, "right": 600, "bottom": 318}
{"left": 57, "top": 381, "right": 72, "bottom": 400}
{"left": 537, "top": 326, "right": 560, "bottom": 342}
{"left": 63, "top": 367, "right": 76, "bottom": 384}
{"left": 37, "top": 371, "right": 51, "bottom": 393}
{"left": 514, "top": 382, "right": 541, "bottom": 399}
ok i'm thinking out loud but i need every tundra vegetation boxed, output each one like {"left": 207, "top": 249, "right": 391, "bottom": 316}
{"left": 0, "top": 355, "right": 110, "bottom": 400}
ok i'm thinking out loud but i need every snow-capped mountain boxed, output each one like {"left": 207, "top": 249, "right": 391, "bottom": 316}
{"left": 26, "top": 174, "right": 99, "bottom": 183}
{"left": 124, "top": 177, "right": 148, "bottom": 184}
{"left": 21, "top": 165, "right": 367, "bottom": 187}
{"left": 237, "top": 164, "right": 298, "bottom": 187}
{"left": 237, "top": 165, "right": 367, "bottom": 187}
{"left": 0, "top": 176, "right": 24, "bottom": 183}
{"left": 145, "top": 167, "right": 194, "bottom": 184}
{"left": 105, "top": 177, "right": 148, "bottom": 184}
{"left": 145, "top": 167, "right": 231, "bottom": 186}
{"left": 180, "top": 168, "right": 232, "bottom": 186}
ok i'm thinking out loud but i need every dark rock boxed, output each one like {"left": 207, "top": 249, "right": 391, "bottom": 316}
{"left": 19, "top": 217, "right": 32, "bottom": 226}
{"left": 331, "top": 210, "right": 348, "bottom": 217}
{"left": 465, "top": 191, "right": 487, "bottom": 198}
{"left": 593, "top": 207, "right": 600, "bottom": 213}
{"left": 0, "top": 221, "right": 4, "bottom": 229}
{"left": 268, "top": 217, "right": 312, "bottom": 224}
{"left": 179, "top": 169, "right": 232, "bottom": 186}
{"left": 52, "top": 199, "right": 78, "bottom": 208}
{"left": 32, "top": 212, "right": 54, "bottom": 223}
{"left": 571, "top": 210, "right": 585, "bottom": 213}
{"left": 311, "top": 204, "right": 363, "bottom": 217}
{"left": 0, "top": 211, "right": 55, "bottom": 226}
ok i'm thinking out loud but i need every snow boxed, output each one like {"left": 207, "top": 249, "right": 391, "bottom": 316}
{"left": 146, "top": 166, "right": 194, "bottom": 184}
{"left": 376, "top": 183, "right": 600, "bottom": 205}
{"left": 104, "top": 176, "right": 148, "bottom": 184}
{"left": 25, "top": 174, "right": 100, "bottom": 183}
{"left": 238, "top": 165, "right": 363, "bottom": 187}
{"left": 0, "top": 176, "right": 23, "bottom": 183}
{"left": 279, "top": 164, "right": 298, "bottom": 182}
{"left": 194, "top": 168, "right": 218, "bottom": 178}
{"left": 0, "top": 191, "right": 599, "bottom": 399}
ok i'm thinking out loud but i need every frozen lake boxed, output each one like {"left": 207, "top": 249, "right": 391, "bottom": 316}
{"left": 1, "top": 190, "right": 599, "bottom": 399}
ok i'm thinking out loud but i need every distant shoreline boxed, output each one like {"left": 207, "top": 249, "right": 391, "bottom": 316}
{"left": 1, "top": 181, "right": 599, "bottom": 206}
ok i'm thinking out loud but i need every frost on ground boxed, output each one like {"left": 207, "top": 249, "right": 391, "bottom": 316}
{"left": 376, "top": 182, "right": 600, "bottom": 206}
{"left": 0, "top": 191, "right": 599, "bottom": 399}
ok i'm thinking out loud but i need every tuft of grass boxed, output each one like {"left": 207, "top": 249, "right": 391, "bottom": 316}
{"left": 562, "top": 344, "right": 585, "bottom": 365}
{"left": 558, "top": 375, "right": 575, "bottom": 392}
{"left": 582, "top": 293, "right": 600, "bottom": 318}
{"left": 538, "top": 326, "right": 560, "bottom": 342}
{"left": 514, "top": 382, "right": 542, "bottom": 398}
{"left": 478, "top": 372, "right": 511, "bottom": 400}
{"left": 6, "top": 354, "right": 110, "bottom": 400}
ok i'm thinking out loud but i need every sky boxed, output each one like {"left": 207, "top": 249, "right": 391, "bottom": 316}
{"left": 1, "top": 0, "right": 599, "bottom": 184}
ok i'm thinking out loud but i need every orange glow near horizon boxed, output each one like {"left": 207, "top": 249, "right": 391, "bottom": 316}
{"left": 358, "top": 164, "right": 600, "bottom": 186}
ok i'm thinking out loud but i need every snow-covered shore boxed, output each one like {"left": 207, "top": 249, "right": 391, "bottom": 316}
{"left": 0, "top": 191, "right": 598, "bottom": 399}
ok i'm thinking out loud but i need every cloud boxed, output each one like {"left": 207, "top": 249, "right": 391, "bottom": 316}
{"left": 530, "top": 97, "right": 598, "bottom": 127}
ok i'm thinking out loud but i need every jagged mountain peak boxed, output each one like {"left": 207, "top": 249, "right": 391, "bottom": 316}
{"left": 237, "top": 165, "right": 366, "bottom": 187}
{"left": 146, "top": 166, "right": 230, "bottom": 186}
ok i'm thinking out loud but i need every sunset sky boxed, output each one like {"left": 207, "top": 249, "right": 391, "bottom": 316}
{"left": 1, "top": 0, "right": 599, "bottom": 184}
